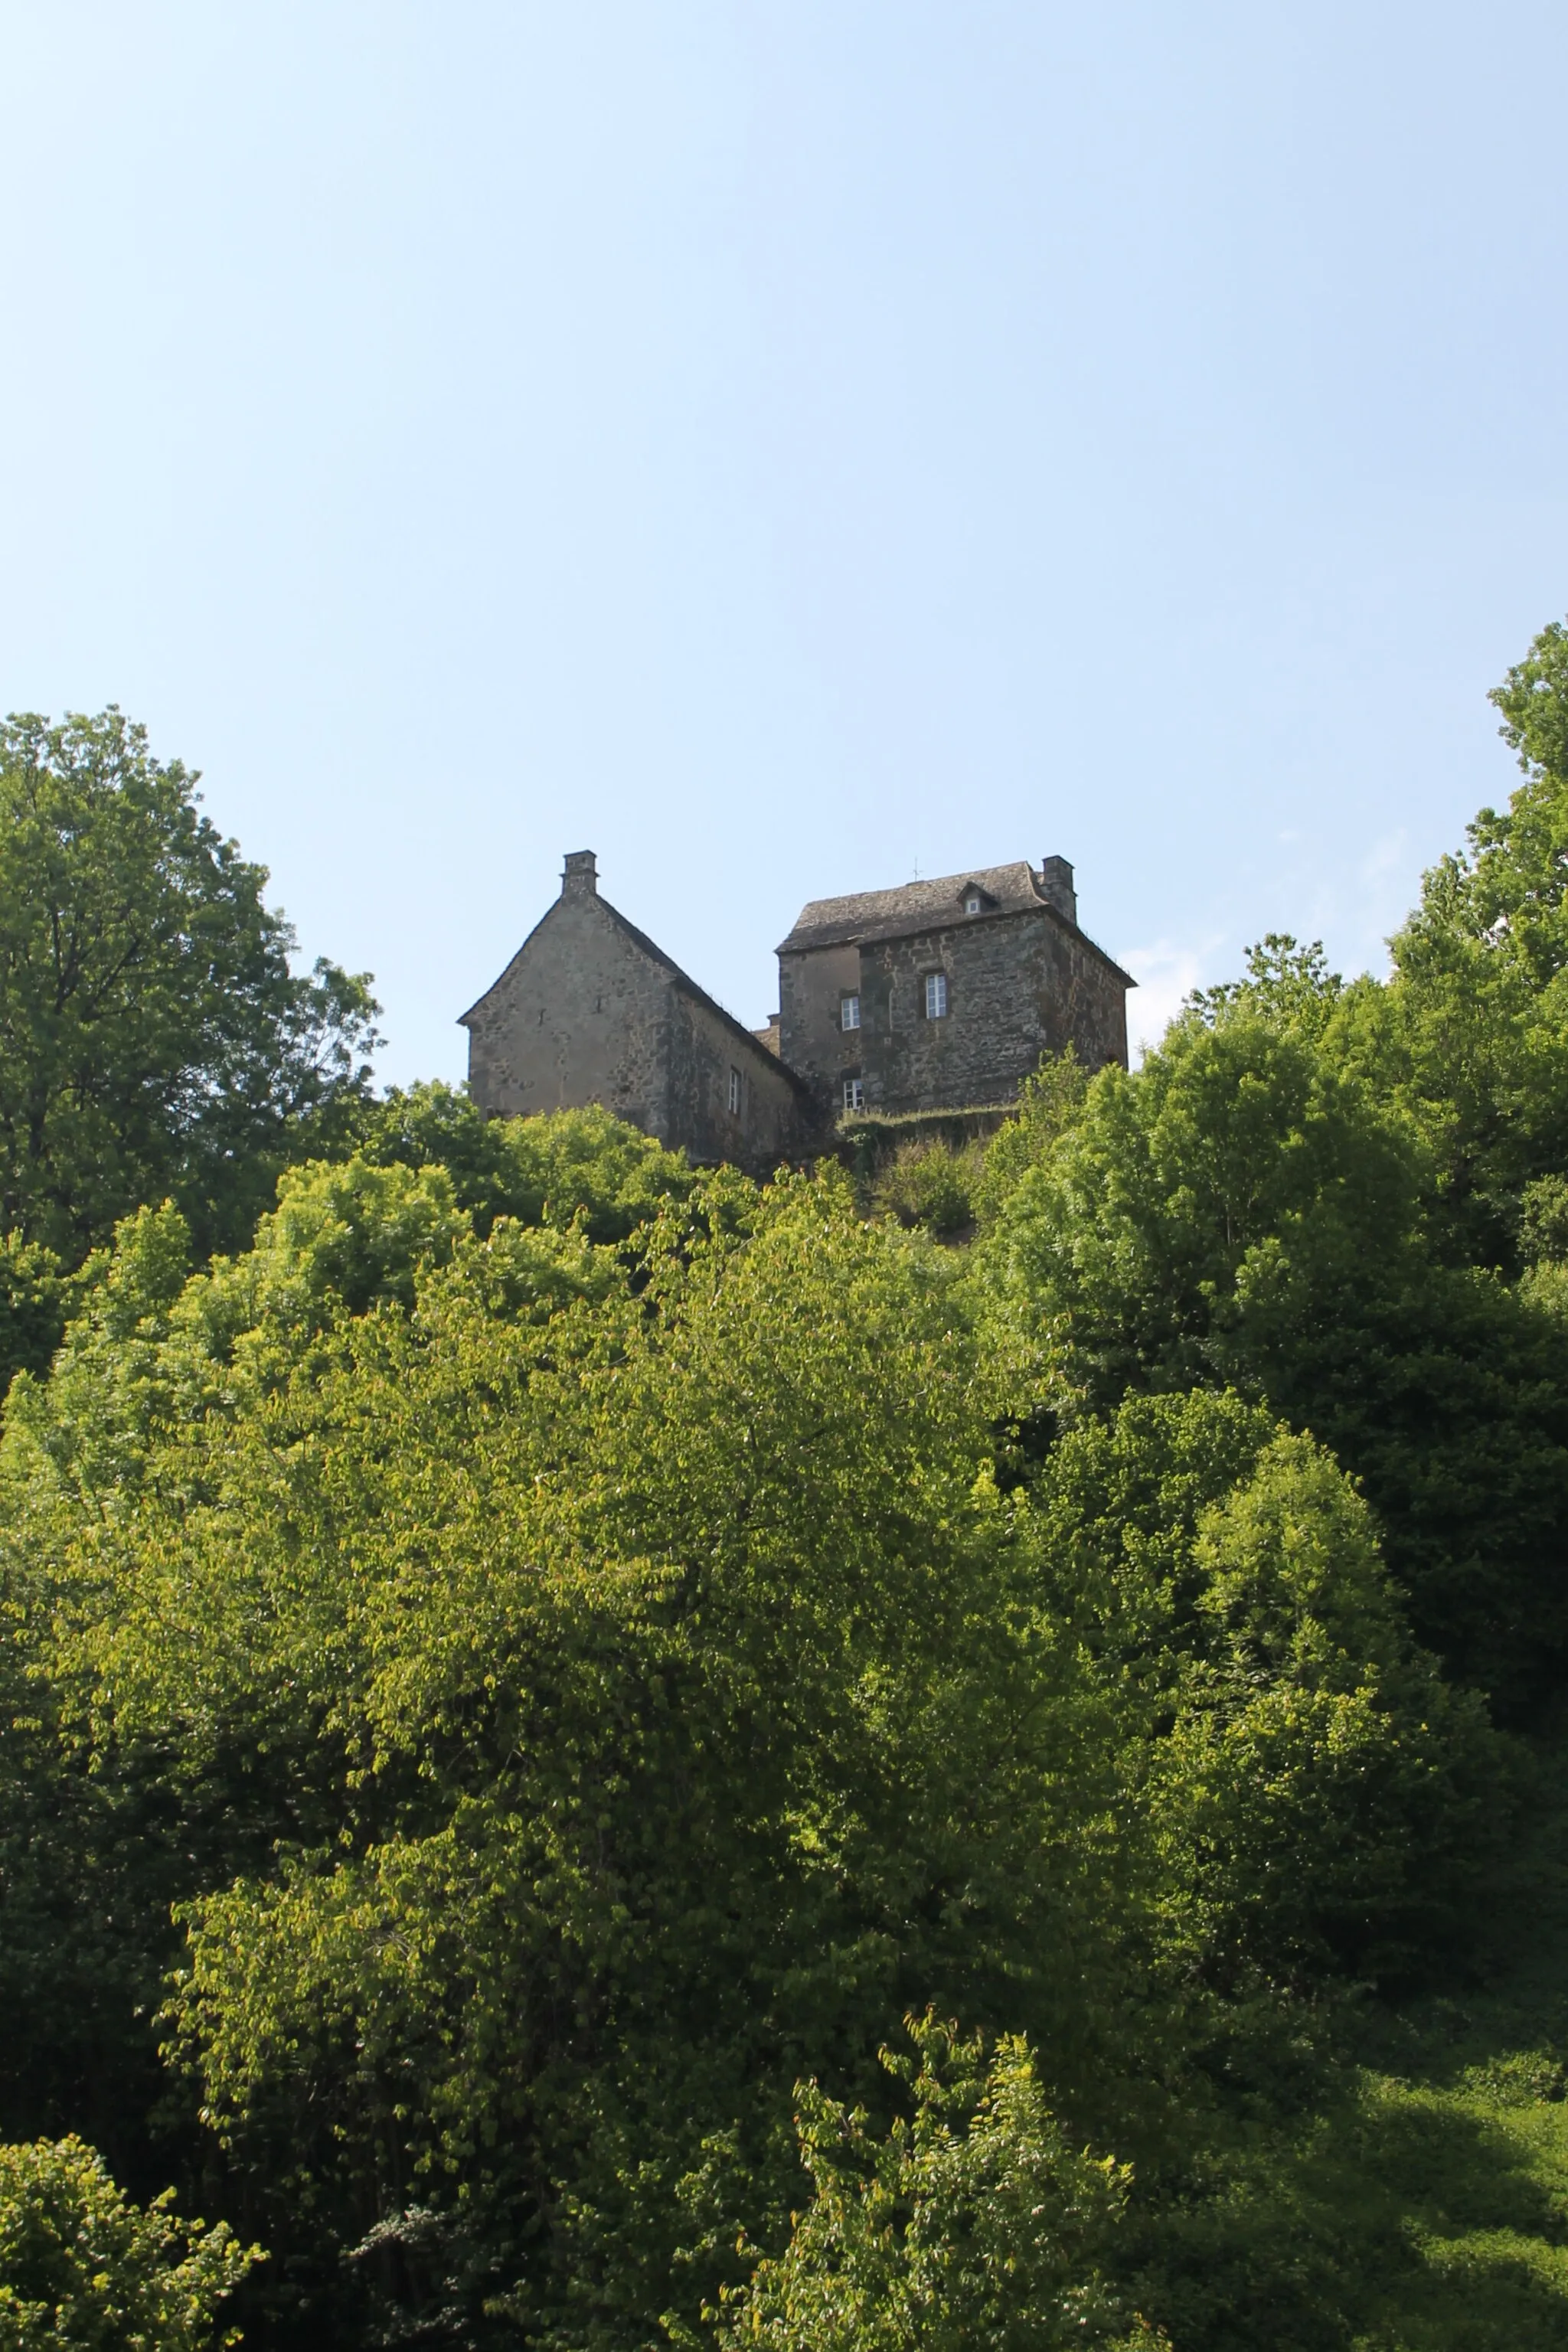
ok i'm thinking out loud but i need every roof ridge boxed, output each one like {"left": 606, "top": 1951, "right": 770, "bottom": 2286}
{"left": 773, "top": 858, "right": 1132, "bottom": 987}
{"left": 777, "top": 859, "right": 1047, "bottom": 953}
{"left": 598, "top": 897, "right": 816, "bottom": 1095}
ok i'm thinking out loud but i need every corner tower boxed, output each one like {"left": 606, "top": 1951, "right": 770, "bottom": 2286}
{"left": 776, "top": 854, "right": 1132, "bottom": 1122}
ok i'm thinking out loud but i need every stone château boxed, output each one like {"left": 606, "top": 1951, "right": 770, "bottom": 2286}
{"left": 460, "top": 848, "right": 1132, "bottom": 1169}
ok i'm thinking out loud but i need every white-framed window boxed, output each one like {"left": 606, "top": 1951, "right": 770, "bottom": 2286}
{"left": 965, "top": 891, "right": 982, "bottom": 915}
{"left": 924, "top": 972, "right": 949, "bottom": 1019}
{"left": 727, "top": 1067, "right": 743, "bottom": 1115}
{"left": 840, "top": 992, "right": 861, "bottom": 1031}
{"left": 842, "top": 1076, "right": 864, "bottom": 1111}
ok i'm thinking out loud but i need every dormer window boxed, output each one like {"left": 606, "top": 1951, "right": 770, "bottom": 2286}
{"left": 965, "top": 892, "right": 982, "bottom": 915}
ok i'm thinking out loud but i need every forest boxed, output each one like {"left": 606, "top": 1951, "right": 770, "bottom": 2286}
{"left": 2, "top": 629, "right": 1568, "bottom": 2349}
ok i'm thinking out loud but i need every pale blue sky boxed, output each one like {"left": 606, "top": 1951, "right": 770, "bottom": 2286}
{"left": 2, "top": 3, "right": 1564, "bottom": 1078}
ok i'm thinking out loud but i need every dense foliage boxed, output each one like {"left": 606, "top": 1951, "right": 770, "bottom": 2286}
{"left": 7, "top": 638, "right": 1568, "bottom": 2346}
{"left": 0, "top": 710, "right": 379, "bottom": 1388}
{"left": 0, "top": 2137, "right": 256, "bottom": 2350}
{"left": 714, "top": 2018, "right": 1162, "bottom": 2352}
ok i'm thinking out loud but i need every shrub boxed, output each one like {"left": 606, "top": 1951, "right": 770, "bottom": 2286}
{"left": 871, "top": 1140, "right": 979, "bottom": 1235}
{"left": 0, "top": 2135, "right": 259, "bottom": 2350}
{"left": 713, "top": 2016, "right": 1165, "bottom": 2352}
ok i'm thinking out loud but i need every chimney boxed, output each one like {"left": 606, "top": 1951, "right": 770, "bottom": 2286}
{"left": 561, "top": 849, "right": 598, "bottom": 897}
{"left": 1037, "top": 855, "right": 1076, "bottom": 925}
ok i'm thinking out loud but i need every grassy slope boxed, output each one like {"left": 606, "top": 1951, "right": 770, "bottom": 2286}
{"left": 1130, "top": 1741, "right": 1568, "bottom": 2350}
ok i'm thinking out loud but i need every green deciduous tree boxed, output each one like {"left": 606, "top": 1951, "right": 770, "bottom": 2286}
{"left": 0, "top": 1150, "right": 1140, "bottom": 2342}
{"left": 352, "top": 1083, "right": 700, "bottom": 1243}
{"left": 0, "top": 708, "right": 379, "bottom": 1308}
{"left": 0, "top": 1090, "right": 1534, "bottom": 2348}
{"left": 713, "top": 2017, "right": 1162, "bottom": 2352}
{"left": 1031, "top": 1395, "right": 1501, "bottom": 1984}
{"left": 986, "top": 1016, "right": 1568, "bottom": 1712}
{"left": 0, "top": 2135, "right": 258, "bottom": 2350}
{"left": 1333, "top": 619, "right": 1568, "bottom": 1263}
{"left": 1030, "top": 1394, "right": 1506, "bottom": 1988}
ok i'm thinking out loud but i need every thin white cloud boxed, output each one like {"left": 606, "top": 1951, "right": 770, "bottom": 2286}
{"left": 1119, "top": 936, "right": 1224, "bottom": 1064}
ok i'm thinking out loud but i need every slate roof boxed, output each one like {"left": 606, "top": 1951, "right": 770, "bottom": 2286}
{"left": 777, "top": 860, "right": 1134, "bottom": 984}
{"left": 596, "top": 898, "right": 814, "bottom": 1091}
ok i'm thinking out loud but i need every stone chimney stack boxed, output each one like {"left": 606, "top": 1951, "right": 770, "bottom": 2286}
{"left": 1037, "top": 855, "right": 1076, "bottom": 925}
{"left": 561, "top": 849, "right": 599, "bottom": 897}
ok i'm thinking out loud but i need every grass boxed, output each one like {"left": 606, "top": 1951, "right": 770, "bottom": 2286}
{"left": 1122, "top": 1743, "right": 1568, "bottom": 2349}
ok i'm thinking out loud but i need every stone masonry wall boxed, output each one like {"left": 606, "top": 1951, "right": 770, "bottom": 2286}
{"left": 853, "top": 905, "right": 1127, "bottom": 1115}
{"left": 777, "top": 940, "right": 862, "bottom": 1114}
{"left": 464, "top": 890, "right": 673, "bottom": 1132}
{"left": 664, "top": 988, "right": 809, "bottom": 1170}
{"left": 464, "top": 887, "right": 808, "bottom": 1171}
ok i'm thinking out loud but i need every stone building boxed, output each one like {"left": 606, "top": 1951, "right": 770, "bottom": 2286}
{"left": 459, "top": 851, "right": 813, "bottom": 1172}
{"left": 775, "top": 856, "right": 1132, "bottom": 1122}
{"left": 462, "top": 848, "right": 1131, "bottom": 1163}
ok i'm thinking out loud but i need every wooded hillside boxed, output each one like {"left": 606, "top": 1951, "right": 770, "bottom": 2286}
{"left": 5, "top": 633, "right": 1568, "bottom": 2347}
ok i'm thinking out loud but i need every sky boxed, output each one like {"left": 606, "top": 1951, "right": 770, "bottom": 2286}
{"left": 1, "top": 2, "right": 1564, "bottom": 1080}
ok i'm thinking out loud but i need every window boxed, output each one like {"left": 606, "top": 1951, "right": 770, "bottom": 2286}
{"left": 842, "top": 1076, "right": 864, "bottom": 1111}
{"left": 924, "top": 972, "right": 949, "bottom": 1020}
{"left": 727, "top": 1067, "right": 743, "bottom": 1116}
{"left": 965, "top": 892, "right": 982, "bottom": 915}
{"left": 840, "top": 992, "right": 861, "bottom": 1031}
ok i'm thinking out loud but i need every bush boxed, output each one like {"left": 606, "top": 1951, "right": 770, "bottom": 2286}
{"left": 0, "top": 2135, "right": 258, "bottom": 2350}
{"left": 1031, "top": 1393, "right": 1511, "bottom": 1988}
{"left": 871, "top": 1140, "right": 980, "bottom": 1235}
{"left": 714, "top": 2016, "right": 1165, "bottom": 2352}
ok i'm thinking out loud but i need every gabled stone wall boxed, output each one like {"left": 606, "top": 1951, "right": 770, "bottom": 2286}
{"left": 464, "top": 887, "right": 670, "bottom": 1130}
{"left": 462, "top": 871, "right": 810, "bottom": 1171}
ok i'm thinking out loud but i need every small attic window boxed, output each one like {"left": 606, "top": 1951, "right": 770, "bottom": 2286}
{"left": 964, "top": 891, "right": 982, "bottom": 915}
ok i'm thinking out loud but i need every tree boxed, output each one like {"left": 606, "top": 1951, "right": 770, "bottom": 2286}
{"left": 0, "top": 2135, "right": 258, "bottom": 2350}
{"left": 0, "top": 1104, "right": 1540, "bottom": 2350}
{"left": 6, "top": 1153, "right": 1147, "bottom": 2344}
{"left": 0, "top": 708, "right": 379, "bottom": 1292}
{"left": 352, "top": 1083, "right": 699, "bottom": 1243}
{"left": 1028, "top": 1393, "right": 1507, "bottom": 1989}
{"left": 985, "top": 1017, "right": 1568, "bottom": 1713}
{"left": 1184, "top": 935, "right": 1347, "bottom": 1047}
{"left": 713, "top": 2017, "right": 1160, "bottom": 2352}
{"left": 1348, "top": 618, "right": 1568, "bottom": 1263}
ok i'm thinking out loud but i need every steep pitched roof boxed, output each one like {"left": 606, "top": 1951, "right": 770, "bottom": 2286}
{"left": 599, "top": 899, "right": 814, "bottom": 1093}
{"left": 777, "top": 859, "right": 1134, "bottom": 985}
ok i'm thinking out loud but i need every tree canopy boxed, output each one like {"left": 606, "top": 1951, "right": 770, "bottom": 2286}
{"left": 0, "top": 2137, "right": 257, "bottom": 2351}
{"left": 0, "top": 709, "right": 377, "bottom": 1325}
{"left": 7, "top": 653, "right": 1568, "bottom": 2350}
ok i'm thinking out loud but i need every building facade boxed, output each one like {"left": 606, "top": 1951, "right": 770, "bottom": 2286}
{"left": 462, "top": 848, "right": 1132, "bottom": 1162}
{"left": 775, "top": 857, "right": 1132, "bottom": 1122}
{"left": 459, "top": 851, "right": 813, "bottom": 1171}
